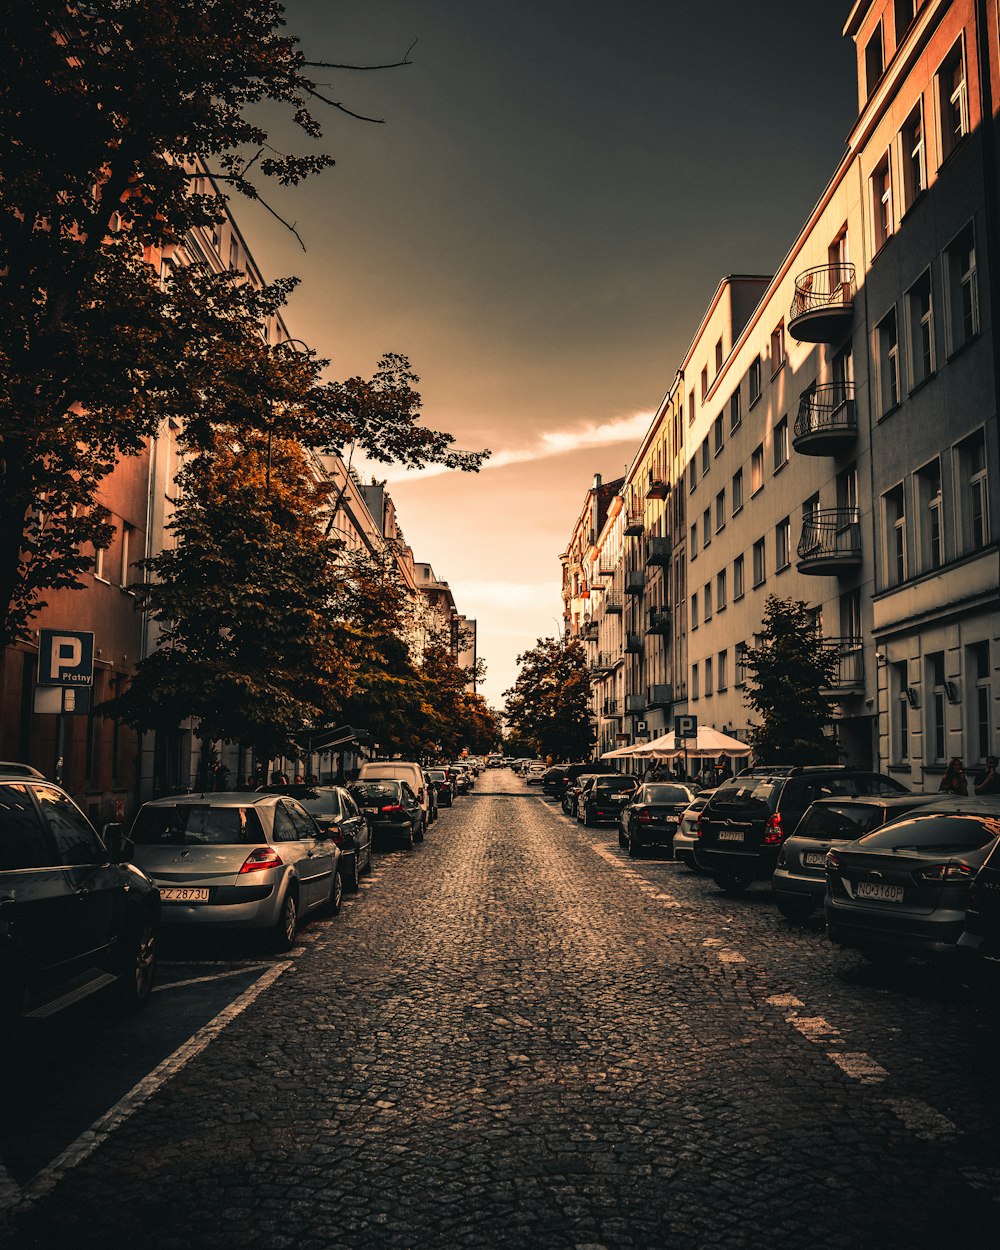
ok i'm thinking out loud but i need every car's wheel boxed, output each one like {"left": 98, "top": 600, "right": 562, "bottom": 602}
{"left": 775, "top": 896, "right": 815, "bottom": 923}
{"left": 404, "top": 826, "right": 415, "bottom": 850}
{"left": 628, "top": 832, "right": 642, "bottom": 859}
{"left": 618, "top": 828, "right": 626, "bottom": 849}
{"left": 583, "top": 806, "right": 593, "bottom": 827}
{"left": 119, "top": 916, "right": 157, "bottom": 1009}
{"left": 416, "top": 817, "right": 426, "bottom": 843}
{"left": 273, "top": 888, "right": 299, "bottom": 951}
{"left": 329, "top": 868, "right": 344, "bottom": 914}
{"left": 714, "top": 873, "right": 752, "bottom": 897}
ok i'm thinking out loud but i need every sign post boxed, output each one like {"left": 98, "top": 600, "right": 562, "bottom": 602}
{"left": 36, "top": 630, "right": 95, "bottom": 784}
{"left": 674, "top": 714, "right": 698, "bottom": 783}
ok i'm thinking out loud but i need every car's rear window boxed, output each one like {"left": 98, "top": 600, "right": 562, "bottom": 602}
{"left": 426, "top": 771, "right": 447, "bottom": 781}
{"left": 596, "top": 777, "right": 637, "bottom": 791}
{"left": 710, "top": 780, "right": 778, "bottom": 813}
{"left": 796, "top": 802, "right": 887, "bottom": 840}
{"left": 645, "top": 785, "right": 695, "bottom": 804}
{"left": 351, "top": 782, "right": 402, "bottom": 804}
{"left": 858, "top": 813, "right": 1000, "bottom": 853}
{"left": 132, "top": 805, "right": 266, "bottom": 846}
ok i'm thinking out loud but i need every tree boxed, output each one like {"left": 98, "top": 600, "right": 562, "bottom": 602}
{"left": 742, "top": 596, "right": 841, "bottom": 764}
{"left": 0, "top": 3, "right": 485, "bottom": 647}
{"left": 504, "top": 638, "right": 595, "bottom": 762}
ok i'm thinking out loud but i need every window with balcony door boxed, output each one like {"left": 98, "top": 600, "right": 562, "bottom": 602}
{"left": 775, "top": 517, "right": 791, "bottom": 571}
{"left": 906, "top": 270, "right": 934, "bottom": 388}
{"left": 838, "top": 464, "right": 859, "bottom": 519}
{"left": 732, "top": 468, "right": 744, "bottom": 515}
{"left": 871, "top": 152, "right": 893, "bottom": 252}
{"left": 733, "top": 554, "right": 745, "bottom": 601}
{"left": 938, "top": 39, "right": 969, "bottom": 162}
{"left": 715, "top": 490, "right": 726, "bottom": 533}
{"left": 957, "top": 429, "right": 989, "bottom": 553}
{"left": 876, "top": 307, "right": 901, "bottom": 414}
{"left": 730, "top": 388, "right": 741, "bottom": 432}
{"left": 748, "top": 356, "right": 761, "bottom": 407}
{"left": 926, "top": 651, "right": 947, "bottom": 764}
{"left": 916, "top": 458, "right": 944, "bottom": 571}
{"left": 751, "top": 445, "right": 764, "bottom": 495}
{"left": 945, "top": 223, "right": 979, "bottom": 353}
{"left": 865, "top": 23, "right": 884, "bottom": 99}
{"left": 900, "top": 102, "right": 926, "bottom": 212}
{"left": 883, "top": 483, "right": 907, "bottom": 587}
{"left": 967, "top": 641, "right": 992, "bottom": 764}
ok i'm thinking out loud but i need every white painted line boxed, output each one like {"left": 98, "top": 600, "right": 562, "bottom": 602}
{"left": 827, "top": 1052, "right": 888, "bottom": 1084}
{"left": 4, "top": 960, "right": 292, "bottom": 1215}
{"left": 766, "top": 994, "right": 805, "bottom": 1008}
{"left": 717, "top": 950, "right": 747, "bottom": 964}
{"left": 787, "top": 1015, "right": 842, "bottom": 1043}
{"left": 151, "top": 965, "right": 269, "bottom": 994}
{"left": 884, "top": 1098, "right": 958, "bottom": 1141}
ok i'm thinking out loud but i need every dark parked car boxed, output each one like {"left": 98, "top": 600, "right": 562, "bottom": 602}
{"left": 541, "top": 765, "right": 571, "bottom": 796}
{"left": 562, "top": 773, "right": 605, "bottom": 816}
{"left": 0, "top": 769, "right": 160, "bottom": 1036}
{"left": 619, "top": 783, "right": 699, "bottom": 857}
{"left": 576, "top": 775, "right": 639, "bottom": 825}
{"left": 772, "top": 794, "right": 935, "bottom": 921}
{"left": 958, "top": 815, "right": 1000, "bottom": 968}
{"left": 263, "top": 783, "right": 373, "bottom": 892}
{"left": 349, "top": 779, "right": 423, "bottom": 849}
{"left": 426, "top": 769, "right": 454, "bottom": 808}
{"left": 825, "top": 798, "right": 1000, "bottom": 962}
{"left": 552, "top": 761, "right": 618, "bottom": 805}
{"left": 696, "top": 766, "right": 908, "bottom": 895}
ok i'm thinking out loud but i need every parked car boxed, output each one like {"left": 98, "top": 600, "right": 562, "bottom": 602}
{"left": 349, "top": 779, "right": 423, "bottom": 849}
{"left": 618, "top": 783, "right": 699, "bottom": 857}
{"left": 541, "top": 765, "right": 570, "bottom": 796}
{"left": 526, "top": 763, "right": 547, "bottom": 785}
{"left": 825, "top": 798, "right": 1000, "bottom": 962}
{"left": 423, "top": 772, "right": 439, "bottom": 823}
{"left": 129, "top": 792, "right": 342, "bottom": 949}
{"left": 772, "top": 794, "right": 934, "bottom": 921}
{"left": 356, "top": 761, "right": 428, "bottom": 838}
{"left": 452, "top": 767, "right": 472, "bottom": 795}
{"left": 552, "top": 761, "right": 619, "bottom": 807}
{"left": 0, "top": 769, "right": 160, "bottom": 1034}
{"left": 576, "top": 774, "right": 639, "bottom": 825}
{"left": 672, "top": 790, "right": 716, "bottom": 870}
{"left": 426, "top": 769, "right": 454, "bottom": 807}
{"left": 562, "top": 773, "right": 604, "bottom": 816}
{"left": 696, "top": 766, "right": 908, "bottom": 895}
{"left": 262, "top": 783, "right": 372, "bottom": 892}
{"left": 958, "top": 817, "right": 1000, "bottom": 969}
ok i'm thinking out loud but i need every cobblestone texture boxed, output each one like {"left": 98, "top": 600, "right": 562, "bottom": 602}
{"left": 4, "top": 771, "right": 998, "bottom": 1249}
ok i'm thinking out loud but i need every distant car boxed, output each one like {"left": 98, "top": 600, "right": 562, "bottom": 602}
{"left": 350, "top": 779, "right": 423, "bottom": 849}
{"left": 129, "top": 792, "right": 341, "bottom": 950}
{"left": 356, "top": 762, "right": 428, "bottom": 839}
{"left": 261, "top": 783, "right": 373, "bottom": 893}
{"left": 423, "top": 772, "right": 439, "bottom": 823}
{"left": 576, "top": 775, "right": 639, "bottom": 825}
{"left": 672, "top": 791, "right": 716, "bottom": 870}
{"left": 541, "top": 765, "right": 570, "bottom": 796}
{"left": 619, "top": 783, "right": 699, "bottom": 857}
{"left": 425, "top": 769, "right": 454, "bottom": 807}
{"left": 0, "top": 769, "right": 160, "bottom": 1034}
{"left": 526, "top": 763, "right": 547, "bottom": 785}
{"left": 825, "top": 798, "right": 1000, "bottom": 963}
{"left": 772, "top": 794, "right": 935, "bottom": 921}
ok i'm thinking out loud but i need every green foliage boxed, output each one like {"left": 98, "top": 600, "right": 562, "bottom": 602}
{"left": 742, "top": 596, "right": 841, "bottom": 765}
{"left": 504, "top": 638, "right": 595, "bottom": 762}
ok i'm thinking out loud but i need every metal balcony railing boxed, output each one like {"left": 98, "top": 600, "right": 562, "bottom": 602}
{"left": 821, "top": 637, "right": 865, "bottom": 690}
{"left": 645, "top": 536, "right": 671, "bottom": 567}
{"left": 624, "top": 508, "right": 645, "bottom": 536}
{"left": 625, "top": 632, "right": 643, "bottom": 654}
{"left": 797, "top": 509, "right": 862, "bottom": 574}
{"left": 646, "top": 607, "right": 671, "bottom": 635}
{"left": 582, "top": 621, "right": 600, "bottom": 641}
{"left": 604, "top": 592, "right": 623, "bottom": 615}
{"left": 625, "top": 569, "right": 646, "bottom": 595}
{"left": 646, "top": 683, "right": 673, "bottom": 709}
{"left": 793, "top": 383, "right": 857, "bottom": 455}
{"left": 625, "top": 693, "right": 646, "bottom": 714}
{"left": 788, "top": 263, "right": 856, "bottom": 342}
{"left": 646, "top": 478, "right": 669, "bottom": 501}
{"left": 602, "top": 697, "right": 621, "bottom": 718}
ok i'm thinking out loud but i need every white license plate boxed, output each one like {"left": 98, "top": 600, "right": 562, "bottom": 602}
{"left": 718, "top": 831, "right": 744, "bottom": 843}
{"left": 803, "top": 851, "right": 826, "bottom": 867}
{"left": 364, "top": 807, "right": 378, "bottom": 814}
{"left": 856, "top": 881, "right": 904, "bottom": 902}
{"left": 159, "top": 887, "right": 210, "bottom": 902}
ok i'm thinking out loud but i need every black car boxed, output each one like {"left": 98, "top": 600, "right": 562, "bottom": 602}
{"left": 426, "top": 769, "right": 454, "bottom": 807}
{"left": 959, "top": 815, "right": 1000, "bottom": 967}
{"left": 577, "top": 775, "right": 639, "bottom": 826}
{"left": 0, "top": 770, "right": 160, "bottom": 1037}
{"left": 772, "top": 794, "right": 935, "bottom": 921}
{"left": 541, "top": 765, "right": 571, "bottom": 797}
{"left": 552, "top": 761, "right": 618, "bottom": 805}
{"left": 264, "top": 783, "right": 373, "bottom": 892}
{"left": 619, "top": 783, "right": 699, "bottom": 857}
{"left": 696, "top": 766, "right": 908, "bottom": 895}
{"left": 349, "top": 779, "right": 422, "bottom": 849}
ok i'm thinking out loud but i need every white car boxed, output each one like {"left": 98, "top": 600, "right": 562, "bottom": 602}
{"left": 525, "top": 763, "right": 547, "bottom": 784}
{"left": 672, "top": 789, "right": 716, "bottom": 870}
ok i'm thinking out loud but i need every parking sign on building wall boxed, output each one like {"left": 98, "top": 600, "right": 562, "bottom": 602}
{"left": 38, "top": 630, "right": 95, "bottom": 687}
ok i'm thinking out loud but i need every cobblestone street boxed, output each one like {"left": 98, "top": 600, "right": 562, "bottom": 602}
{"left": 4, "top": 770, "right": 998, "bottom": 1250}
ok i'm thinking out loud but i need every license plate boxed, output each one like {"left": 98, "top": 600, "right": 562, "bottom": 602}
{"left": 159, "top": 887, "right": 210, "bottom": 902}
{"left": 803, "top": 851, "right": 826, "bottom": 867}
{"left": 718, "top": 831, "right": 744, "bottom": 843}
{"left": 364, "top": 807, "right": 378, "bottom": 814}
{"left": 856, "top": 881, "right": 904, "bottom": 902}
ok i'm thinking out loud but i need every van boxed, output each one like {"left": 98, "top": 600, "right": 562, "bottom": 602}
{"left": 356, "top": 761, "right": 428, "bottom": 839}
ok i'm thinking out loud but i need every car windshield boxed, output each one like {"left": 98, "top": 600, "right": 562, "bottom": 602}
{"left": 644, "top": 785, "right": 695, "bottom": 804}
{"left": 858, "top": 813, "right": 1000, "bottom": 853}
{"left": 797, "top": 803, "right": 888, "bottom": 839}
{"left": 351, "top": 782, "right": 402, "bottom": 804}
{"left": 131, "top": 805, "right": 266, "bottom": 846}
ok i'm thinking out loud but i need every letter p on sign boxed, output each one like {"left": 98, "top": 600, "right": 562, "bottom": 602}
{"left": 50, "top": 636, "right": 82, "bottom": 681}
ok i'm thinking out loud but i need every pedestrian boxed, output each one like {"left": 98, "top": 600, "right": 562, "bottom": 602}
{"left": 974, "top": 755, "right": 1000, "bottom": 795}
{"left": 938, "top": 757, "right": 968, "bottom": 796}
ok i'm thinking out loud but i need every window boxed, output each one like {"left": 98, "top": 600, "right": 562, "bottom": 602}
{"left": 0, "top": 784, "right": 54, "bottom": 870}
{"left": 704, "top": 656, "right": 713, "bottom": 696}
{"left": 883, "top": 483, "right": 907, "bottom": 586}
{"left": 876, "top": 307, "right": 901, "bottom": 414}
{"left": 733, "top": 554, "right": 745, "bottom": 600}
{"left": 211, "top": 221, "right": 224, "bottom": 253}
{"left": 752, "top": 538, "right": 766, "bottom": 587}
{"left": 945, "top": 224, "right": 979, "bottom": 352}
{"left": 37, "top": 787, "right": 104, "bottom": 865}
{"left": 271, "top": 804, "right": 299, "bottom": 843}
{"left": 770, "top": 322, "right": 785, "bottom": 375}
{"left": 901, "top": 102, "right": 926, "bottom": 212}
{"left": 773, "top": 417, "right": 788, "bottom": 471}
{"left": 690, "top": 523, "right": 698, "bottom": 558}
{"left": 872, "top": 152, "right": 893, "bottom": 251}
{"left": 716, "top": 569, "right": 727, "bottom": 611}
{"left": 735, "top": 642, "right": 747, "bottom": 687}
{"left": 717, "top": 650, "right": 728, "bottom": 692}
{"left": 968, "top": 641, "right": 992, "bottom": 763}
{"left": 916, "top": 458, "right": 944, "bottom": 571}
{"left": 715, "top": 490, "right": 726, "bottom": 533}
{"left": 713, "top": 415, "right": 724, "bottom": 457}
{"left": 701, "top": 439, "right": 710, "bottom": 477}
{"left": 120, "top": 523, "right": 135, "bottom": 589}
{"left": 906, "top": 271, "right": 934, "bottom": 387}
{"left": 702, "top": 508, "right": 711, "bottom": 548}
{"left": 865, "top": 24, "right": 884, "bottom": 98}
{"left": 957, "top": 429, "right": 989, "bottom": 551}
{"left": 94, "top": 540, "right": 107, "bottom": 581}
{"left": 715, "top": 338, "right": 723, "bottom": 374}
{"left": 938, "top": 39, "right": 969, "bottom": 161}
{"left": 893, "top": 661, "right": 910, "bottom": 762}
{"left": 838, "top": 463, "right": 859, "bottom": 518}
{"left": 703, "top": 581, "right": 712, "bottom": 621}
{"left": 894, "top": 0, "right": 916, "bottom": 41}
{"left": 701, "top": 366, "right": 709, "bottom": 401}
{"left": 803, "top": 491, "right": 820, "bottom": 528}
{"left": 927, "top": 651, "right": 947, "bottom": 763}
{"left": 751, "top": 445, "right": 764, "bottom": 495}
{"left": 748, "top": 356, "right": 761, "bottom": 406}
{"left": 688, "top": 388, "right": 696, "bottom": 425}
{"left": 775, "top": 517, "right": 791, "bottom": 571}
{"left": 732, "top": 468, "right": 744, "bottom": 515}
{"left": 691, "top": 662, "right": 700, "bottom": 700}
{"left": 229, "top": 237, "right": 240, "bottom": 270}
{"left": 730, "top": 388, "right": 741, "bottom": 432}
{"left": 689, "top": 459, "right": 697, "bottom": 492}
{"left": 691, "top": 592, "right": 699, "bottom": 629}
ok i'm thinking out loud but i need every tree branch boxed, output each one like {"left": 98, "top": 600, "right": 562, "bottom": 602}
{"left": 302, "top": 39, "right": 417, "bottom": 71}
{"left": 303, "top": 87, "right": 385, "bottom": 125}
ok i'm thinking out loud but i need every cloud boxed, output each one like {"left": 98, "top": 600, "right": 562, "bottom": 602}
{"left": 369, "top": 409, "right": 655, "bottom": 483}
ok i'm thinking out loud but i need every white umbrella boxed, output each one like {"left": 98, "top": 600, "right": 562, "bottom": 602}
{"left": 628, "top": 727, "right": 752, "bottom": 759}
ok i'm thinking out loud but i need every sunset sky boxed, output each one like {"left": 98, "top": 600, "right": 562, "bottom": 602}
{"left": 242, "top": 1, "right": 859, "bottom": 706}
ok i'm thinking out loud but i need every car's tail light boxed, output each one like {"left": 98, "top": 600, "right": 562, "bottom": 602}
{"left": 380, "top": 804, "right": 406, "bottom": 816}
{"left": 776, "top": 843, "right": 787, "bottom": 868}
{"left": 637, "top": 808, "right": 652, "bottom": 824}
{"left": 696, "top": 814, "right": 704, "bottom": 839}
{"left": 239, "top": 847, "right": 283, "bottom": 874}
{"left": 762, "top": 813, "right": 784, "bottom": 845}
{"left": 418, "top": 786, "right": 425, "bottom": 803}
{"left": 917, "top": 863, "right": 974, "bottom": 883}
{"left": 825, "top": 849, "right": 843, "bottom": 872}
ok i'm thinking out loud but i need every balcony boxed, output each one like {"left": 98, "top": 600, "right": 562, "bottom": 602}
{"left": 598, "top": 562, "right": 616, "bottom": 578}
{"left": 625, "top": 693, "right": 646, "bottom": 714}
{"left": 589, "top": 652, "right": 613, "bottom": 675}
{"left": 604, "top": 592, "right": 623, "bottom": 615}
{"left": 625, "top": 632, "right": 643, "bottom": 655}
{"left": 581, "top": 620, "right": 599, "bottom": 642}
{"left": 646, "top": 683, "right": 673, "bottom": 709}
{"left": 646, "top": 478, "right": 669, "bottom": 501}
{"left": 624, "top": 570, "right": 646, "bottom": 595}
{"left": 793, "top": 383, "right": 857, "bottom": 457}
{"left": 797, "top": 509, "right": 862, "bottom": 576}
{"left": 646, "top": 607, "right": 671, "bottom": 635}
{"left": 788, "top": 263, "right": 856, "bottom": 342}
{"left": 623, "top": 508, "right": 645, "bottom": 536}
{"left": 602, "top": 697, "right": 621, "bottom": 719}
{"left": 820, "top": 638, "right": 865, "bottom": 693}
{"left": 645, "top": 536, "right": 671, "bottom": 568}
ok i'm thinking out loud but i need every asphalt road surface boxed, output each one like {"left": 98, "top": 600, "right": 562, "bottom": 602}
{"left": 2, "top": 769, "right": 997, "bottom": 1249}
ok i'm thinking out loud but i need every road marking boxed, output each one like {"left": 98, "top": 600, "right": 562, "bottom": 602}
{"left": 884, "top": 1098, "right": 958, "bottom": 1140}
{"left": 826, "top": 1052, "right": 888, "bottom": 1084}
{"left": 4, "top": 960, "right": 292, "bottom": 1215}
{"left": 152, "top": 965, "right": 270, "bottom": 993}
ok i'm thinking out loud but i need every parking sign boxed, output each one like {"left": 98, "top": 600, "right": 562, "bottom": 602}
{"left": 674, "top": 714, "right": 698, "bottom": 739}
{"left": 38, "top": 629, "right": 95, "bottom": 687}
